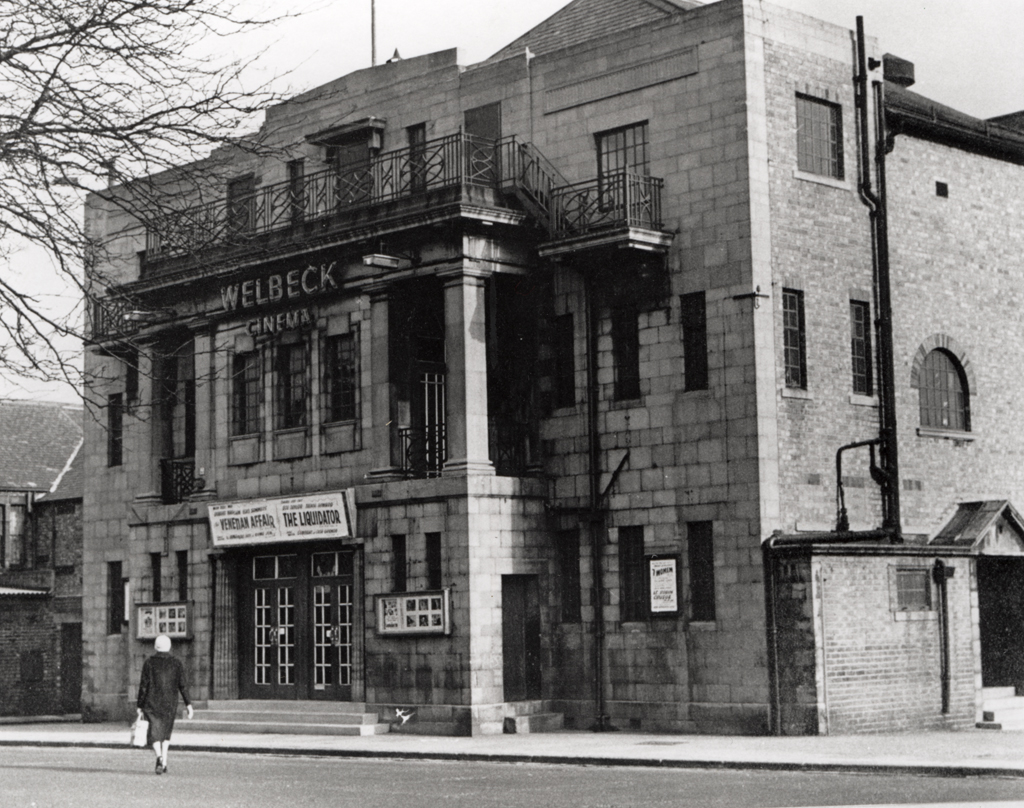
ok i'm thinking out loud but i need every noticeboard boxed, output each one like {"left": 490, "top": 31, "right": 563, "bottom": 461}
{"left": 647, "top": 555, "right": 680, "bottom": 616}
{"left": 136, "top": 601, "right": 192, "bottom": 640}
{"left": 375, "top": 590, "right": 451, "bottom": 636}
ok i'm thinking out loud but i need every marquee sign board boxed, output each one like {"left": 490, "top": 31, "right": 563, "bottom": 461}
{"left": 208, "top": 490, "right": 356, "bottom": 548}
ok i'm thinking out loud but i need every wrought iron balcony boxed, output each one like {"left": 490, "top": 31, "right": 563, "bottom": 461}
{"left": 144, "top": 133, "right": 500, "bottom": 266}
{"left": 160, "top": 457, "right": 200, "bottom": 505}
{"left": 140, "top": 134, "right": 669, "bottom": 272}
{"left": 398, "top": 424, "right": 447, "bottom": 479}
{"left": 488, "top": 416, "right": 534, "bottom": 477}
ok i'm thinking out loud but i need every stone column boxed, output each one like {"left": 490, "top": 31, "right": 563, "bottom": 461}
{"left": 439, "top": 264, "right": 494, "bottom": 477}
{"left": 191, "top": 323, "right": 216, "bottom": 499}
{"left": 366, "top": 282, "right": 401, "bottom": 479}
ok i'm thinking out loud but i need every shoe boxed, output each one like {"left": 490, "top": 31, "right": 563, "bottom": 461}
{"left": 155, "top": 758, "right": 163, "bottom": 775}
{"left": 161, "top": 761, "right": 168, "bottom": 774}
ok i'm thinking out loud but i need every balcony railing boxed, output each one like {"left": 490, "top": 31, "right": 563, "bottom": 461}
{"left": 145, "top": 133, "right": 499, "bottom": 260}
{"left": 550, "top": 172, "right": 664, "bottom": 237}
{"left": 488, "top": 417, "right": 533, "bottom": 477}
{"left": 398, "top": 424, "right": 447, "bottom": 479}
{"left": 142, "top": 134, "right": 666, "bottom": 265}
{"left": 160, "top": 457, "right": 199, "bottom": 504}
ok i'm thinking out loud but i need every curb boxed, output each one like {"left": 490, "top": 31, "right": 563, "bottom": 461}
{"left": 2, "top": 738, "right": 1023, "bottom": 778}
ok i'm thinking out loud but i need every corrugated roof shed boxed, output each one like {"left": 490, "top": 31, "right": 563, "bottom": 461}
{"left": 485, "top": 0, "right": 702, "bottom": 64}
{"left": 0, "top": 400, "right": 83, "bottom": 491}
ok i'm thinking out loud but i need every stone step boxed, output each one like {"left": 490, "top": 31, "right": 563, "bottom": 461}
{"left": 503, "top": 712, "right": 564, "bottom": 734}
{"left": 981, "top": 695, "right": 1024, "bottom": 712}
{"left": 206, "top": 699, "right": 367, "bottom": 713}
{"left": 200, "top": 709, "right": 379, "bottom": 725}
{"left": 187, "top": 718, "right": 389, "bottom": 736}
{"left": 981, "top": 686, "right": 1017, "bottom": 700}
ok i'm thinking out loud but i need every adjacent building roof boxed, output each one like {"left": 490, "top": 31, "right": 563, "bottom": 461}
{"left": 485, "top": 0, "right": 702, "bottom": 64}
{"left": 930, "top": 500, "right": 1024, "bottom": 555}
{"left": 0, "top": 400, "right": 83, "bottom": 492}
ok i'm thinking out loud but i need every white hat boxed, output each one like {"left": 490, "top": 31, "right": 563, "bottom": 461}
{"left": 155, "top": 635, "right": 171, "bottom": 653}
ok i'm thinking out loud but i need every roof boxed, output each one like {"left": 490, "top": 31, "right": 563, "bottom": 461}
{"left": 40, "top": 441, "right": 84, "bottom": 503}
{"left": 886, "top": 82, "right": 1024, "bottom": 165}
{"left": 485, "top": 0, "right": 702, "bottom": 64}
{"left": 930, "top": 500, "right": 1024, "bottom": 554}
{"left": 0, "top": 400, "right": 83, "bottom": 492}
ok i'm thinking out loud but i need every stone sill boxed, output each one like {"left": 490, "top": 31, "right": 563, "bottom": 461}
{"left": 781, "top": 387, "right": 812, "bottom": 400}
{"left": 793, "top": 169, "right": 852, "bottom": 191}
{"left": 894, "top": 610, "right": 937, "bottom": 622}
{"left": 849, "top": 393, "right": 878, "bottom": 407}
{"left": 916, "top": 427, "right": 975, "bottom": 442}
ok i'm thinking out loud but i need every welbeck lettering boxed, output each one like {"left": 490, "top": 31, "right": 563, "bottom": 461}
{"left": 221, "top": 262, "right": 339, "bottom": 313}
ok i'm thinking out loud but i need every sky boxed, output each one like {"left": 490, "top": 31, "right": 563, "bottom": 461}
{"left": 5, "top": 0, "right": 1023, "bottom": 404}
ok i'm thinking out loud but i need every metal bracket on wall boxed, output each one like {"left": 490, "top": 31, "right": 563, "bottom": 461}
{"left": 732, "top": 286, "right": 770, "bottom": 308}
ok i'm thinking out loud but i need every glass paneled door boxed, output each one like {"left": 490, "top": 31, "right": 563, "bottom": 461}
{"left": 239, "top": 547, "right": 355, "bottom": 700}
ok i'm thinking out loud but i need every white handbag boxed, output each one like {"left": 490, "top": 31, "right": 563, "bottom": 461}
{"left": 130, "top": 716, "right": 149, "bottom": 747}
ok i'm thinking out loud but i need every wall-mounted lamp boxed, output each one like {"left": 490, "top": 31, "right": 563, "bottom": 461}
{"left": 124, "top": 309, "right": 176, "bottom": 324}
{"left": 362, "top": 253, "right": 403, "bottom": 269}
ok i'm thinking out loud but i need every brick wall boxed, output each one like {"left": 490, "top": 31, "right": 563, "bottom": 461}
{"left": 0, "top": 598, "right": 59, "bottom": 716}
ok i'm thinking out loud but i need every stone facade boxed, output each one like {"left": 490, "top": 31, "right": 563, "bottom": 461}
{"left": 80, "top": 0, "right": 1024, "bottom": 736}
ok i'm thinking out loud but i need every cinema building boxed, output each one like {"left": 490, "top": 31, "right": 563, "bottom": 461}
{"left": 82, "top": 0, "right": 1024, "bottom": 736}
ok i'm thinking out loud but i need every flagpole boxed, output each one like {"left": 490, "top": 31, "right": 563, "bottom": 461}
{"left": 371, "top": 0, "right": 377, "bottom": 66}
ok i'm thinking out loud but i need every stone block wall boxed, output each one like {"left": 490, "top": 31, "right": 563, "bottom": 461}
{"left": 0, "top": 598, "right": 58, "bottom": 716}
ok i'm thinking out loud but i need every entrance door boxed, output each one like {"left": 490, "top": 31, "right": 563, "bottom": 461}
{"left": 978, "top": 557, "right": 1024, "bottom": 691}
{"left": 239, "top": 547, "right": 355, "bottom": 700}
{"left": 59, "top": 623, "right": 82, "bottom": 714}
{"left": 502, "top": 575, "right": 541, "bottom": 701}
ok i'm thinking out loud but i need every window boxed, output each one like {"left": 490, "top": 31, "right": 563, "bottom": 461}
{"left": 226, "top": 175, "right": 255, "bottom": 235}
{"left": 231, "top": 351, "right": 261, "bottom": 436}
{"left": 611, "top": 306, "right": 641, "bottom": 400}
{"left": 176, "top": 551, "right": 188, "bottom": 601}
{"left": 919, "top": 349, "right": 969, "bottom": 431}
{"left": 619, "top": 525, "right": 646, "bottom": 622}
{"left": 464, "top": 103, "right": 501, "bottom": 184}
{"left": 681, "top": 292, "right": 708, "bottom": 391}
{"left": 150, "top": 552, "right": 162, "bottom": 602}
{"left": 552, "top": 314, "right": 575, "bottom": 408}
{"left": 850, "top": 300, "right": 873, "bottom": 396}
{"left": 107, "top": 561, "right": 126, "bottom": 634}
{"left": 782, "top": 289, "right": 807, "bottom": 389}
{"left": 107, "top": 393, "right": 123, "bottom": 467}
{"left": 287, "top": 160, "right": 305, "bottom": 224}
{"left": 275, "top": 341, "right": 308, "bottom": 430}
{"left": 407, "top": 123, "right": 427, "bottom": 193}
{"left": 597, "top": 122, "right": 650, "bottom": 180}
{"left": 557, "top": 529, "right": 581, "bottom": 623}
{"left": 324, "top": 333, "right": 357, "bottom": 423}
{"left": 687, "top": 521, "right": 715, "bottom": 622}
{"left": 796, "top": 94, "right": 843, "bottom": 179}
{"left": 157, "top": 339, "right": 195, "bottom": 459}
{"left": 425, "top": 532, "right": 442, "bottom": 590}
{"left": 124, "top": 350, "right": 139, "bottom": 404}
{"left": 4, "top": 503, "right": 26, "bottom": 569}
{"left": 392, "top": 535, "right": 407, "bottom": 592}
{"left": 896, "top": 568, "right": 932, "bottom": 611}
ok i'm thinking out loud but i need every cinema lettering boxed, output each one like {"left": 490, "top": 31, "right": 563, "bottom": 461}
{"left": 208, "top": 490, "right": 356, "bottom": 548}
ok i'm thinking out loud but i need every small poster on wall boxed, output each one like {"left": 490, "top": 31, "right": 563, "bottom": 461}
{"left": 648, "top": 555, "right": 680, "bottom": 615}
{"left": 136, "top": 602, "right": 192, "bottom": 640}
{"left": 375, "top": 590, "right": 451, "bottom": 635}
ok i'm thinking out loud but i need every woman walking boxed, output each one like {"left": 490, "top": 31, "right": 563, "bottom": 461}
{"left": 137, "top": 634, "right": 193, "bottom": 774}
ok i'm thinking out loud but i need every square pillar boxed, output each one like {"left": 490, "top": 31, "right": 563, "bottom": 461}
{"left": 367, "top": 283, "right": 401, "bottom": 479}
{"left": 439, "top": 264, "right": 494, "bottom": 477}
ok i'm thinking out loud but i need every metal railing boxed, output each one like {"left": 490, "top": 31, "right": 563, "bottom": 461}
{"left": 488, "top": 416, "right": 533, "bottom": 477}
{"left": 550, "top": 172, "right": 664, "bottom": 236}
{"left": 398, "top": 424, "right": 447, "bottom": 479}
{"left": 160, "top": 457, "right": 199, "bottom": 504}
{"left": 143, "top": 134, "right": 665, "bottom": 261}
{"left": 145, "top": 134, "right": 499, "bottom": 259}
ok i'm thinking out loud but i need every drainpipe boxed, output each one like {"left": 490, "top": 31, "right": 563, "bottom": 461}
{"left": 855, "top": 17, "right": 902, "bottom": 541}
{"left": 933, "top": 559, "right": 954, "bottom": 714}
{"left": 583, "top": 272, "right": 611, "bottom": 731}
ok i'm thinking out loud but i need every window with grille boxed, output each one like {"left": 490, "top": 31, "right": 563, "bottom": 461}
{"left": 107, "top": 393, "right": 123, "bottom": 467}
{"left": 782, "top": 289, "right": 807, "bottom": 389}
{"left": 324, "top": 332, "right": 357, "bottom": 423}
{"left": 919, "top": 349, "right": 969, "bottom": 431}
{"left": 552, "top": 314, "right": 576, "bottom": 409}
{"left": 681, "top": 292, "right": 708, "bottom": 391}
{"left": 796, "top": 94, "right": 843, "bottom": 179}
{"left": 597, "top": 122, "right": 649, "bottom": 180}
{"left": 558, "top": 529, "right": 581, "bottom": 623}
{"left": 612, "top": 306, "right": 641, "bottom": 400}
{"left": 275, "top": 341, "right": 308, "bottom": 430}
{"left": 231, "top": 351, "right": 261, "bottom": 436}
{"left": 687, "top": 521, "right": 715, "bottom": 622}
{"left": 895, "top": 568, "right": 931, "bottom": 611}
{"left": 850, "top": 300, "right": 873, "bottom": 396}
{"left": 619, "top": 525, "right": 646, "bottom": 622}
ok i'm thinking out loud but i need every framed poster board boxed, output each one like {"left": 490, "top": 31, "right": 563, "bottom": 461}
{"left": 375, "top": 589, "right": 451, "bottom": 636}
{"left": 136, "top": 601, "right": 193, "bottom": 640}
{"left": 647, "top": 555, "right": 680, "bottom": 616}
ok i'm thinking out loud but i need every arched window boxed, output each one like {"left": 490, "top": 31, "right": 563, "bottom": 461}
{"left": 919, "top": 349, "right": 969, "bottom": 431}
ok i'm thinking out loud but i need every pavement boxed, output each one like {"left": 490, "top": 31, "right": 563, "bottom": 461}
{"left": 1, "top": 718, "right": 1023, "bottom": 777}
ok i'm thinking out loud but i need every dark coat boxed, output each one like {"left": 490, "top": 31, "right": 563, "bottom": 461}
{"left": 137, "top": 652, "right": 192, "bottom": 743}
